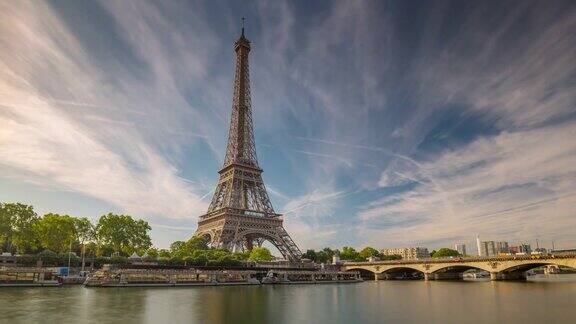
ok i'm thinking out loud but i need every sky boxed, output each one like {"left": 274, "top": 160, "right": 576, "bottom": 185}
{"left": 1, "top": 0, "right": 575, "bottom": 253}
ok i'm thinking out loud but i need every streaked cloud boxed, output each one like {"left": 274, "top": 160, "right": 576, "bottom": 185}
{"left": 0, "top": 1, "right": 207, "bottom": 219}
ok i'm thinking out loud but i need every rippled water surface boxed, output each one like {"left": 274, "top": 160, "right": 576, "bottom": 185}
{"left": 1, "top": 275, "right": 575, "bottom": 324}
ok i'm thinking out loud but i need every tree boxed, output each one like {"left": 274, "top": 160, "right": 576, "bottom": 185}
{"left": 248, "top": 247, "right": 274, "bottom": 262}
{"left": 359, "top": 247, "right": 381, "bottom": 260}
{"left": 0, "top": 203, "right": 40, "bottom": 253}
{"left": 146, "top": 248, "right": 159, "bottom": 259}
{"left": 186, "top": 235, "right": 209, "bottom": 251}
{"left": 340, "top": 246, "right": 360, "bottom": 261}
{"left": 317, "top": 247, "right": 338, "bottom": 263}
{"left": 73, "top": 217, "right": 95, "bottom": 270}
{"left": 34, "top": 213, "right": 77, "bottom": 252}
{"left": 157, "top": 249, "right": 171, "bottom": 258}
{"left": 96, "top": 213, "right": 151, "bottom": 255}
{"left": 170, "top": 241, "right": 186, "bottom": 253}
{"left": 432, "top": 248, "right": 460, "bottom": 258}
{"left": 381, "top": 254, "right": 402, "bottom": 260}
{"left": 302, "top": 249, "right": 317, "bottom": 262}
{"left": 74, "top": 217, "right": 95, "bottom": 245}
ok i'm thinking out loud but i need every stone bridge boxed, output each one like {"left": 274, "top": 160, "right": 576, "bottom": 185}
{"left": 341, "top": 254, "right": 576, "bottom": 280}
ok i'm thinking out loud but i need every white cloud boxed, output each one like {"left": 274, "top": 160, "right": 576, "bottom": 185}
{"left": 360, "top": 122, "right": 576, "bottom": 249}
{"left": 0, "top": 1, "right": 207, "bottom": 219}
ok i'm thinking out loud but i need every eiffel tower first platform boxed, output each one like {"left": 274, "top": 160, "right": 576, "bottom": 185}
{"left": 195, "top": 26, "right": 302, "bottom": 261}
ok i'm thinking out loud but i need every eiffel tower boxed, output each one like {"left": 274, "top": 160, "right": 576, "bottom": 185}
{"left": 196, "top": 24, "right": 302, "bottom": 261}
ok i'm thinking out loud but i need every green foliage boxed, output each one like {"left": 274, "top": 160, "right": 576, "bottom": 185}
{"left": 432, "top": 248, "right": 460, "bottom": 258}
{"left": 301, "top": 247, "right": 339, "bottom": 263}
{"left": 187, "top": 235, "right": 209, "bottom": 250}
{"left": 96, "top": 213, "right": 152, "bottom": 255}
{"left": 381, "top": 254, "right": 402, "bottom": 260}
{"left": 170, "top": 241, "right": 187, "bottom": 259}
{"left": 33, "top": 249, "right": 80, "bottom": 266}
{"left": 248, "top": 247, "right": 274, "bottom": 262}
{"left": 163, "top": 235, "right": 246, "bottom": 266}
{"left": 302, "top": 249, "right": 317, "bottom": 261}
{"left": 34, "top": 213, "right": 77, "bottom": 252}
{"left": 320, "top": 247, "right": 337, "bottom": 263}
{"left": 145, "top": 248, "right": 159, "bottom": 259}
{"left": 157, "top": 249, "right": 171, "bottom": 259}
{"left": 73, "top": 217, "right": 95, "bottom": 244}
{"left": 359, "top": 247, "right": 381, "bottom": 260}
{"left": 0, "top": 203, "right": 40, "bottom": 253}
{"left": 37, "top": 249, "right": 58, "bottom": 261}
{"left": 340, "top": 246, "right": 361, "bottom": 261}
{"left": 95, "top": 244, "right": 115, "bottom": 257}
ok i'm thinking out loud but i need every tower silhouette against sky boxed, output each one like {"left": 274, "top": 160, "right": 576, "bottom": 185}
{"left": 195, "top": 24, "right": 301, "bottom": 261}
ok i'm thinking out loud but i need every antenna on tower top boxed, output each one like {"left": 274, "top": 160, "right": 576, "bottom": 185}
{"left": 241, "top": 17, "right": 245, "bottom": 37}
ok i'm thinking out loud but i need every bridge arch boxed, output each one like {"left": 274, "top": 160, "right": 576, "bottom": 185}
{"left": 499, "top": 262, "right": 553, "bottom": 274}
{"left": 344, "top": 267, "right": 378, "bottom": 280}
{"left": 432, "top": 264, "right": 493, "bottom": 274}
{"left": 380, "top": 266, "right": 425, "bottom": 280}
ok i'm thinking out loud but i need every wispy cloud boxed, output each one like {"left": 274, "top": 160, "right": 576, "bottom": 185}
{"left": 360, "top": 123, "right": 576, "bottom": 249}
{"left": 0, "top": 1, "right": 208, "bottom": 219}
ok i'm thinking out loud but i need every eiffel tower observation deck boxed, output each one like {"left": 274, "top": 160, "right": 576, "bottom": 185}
{"left": 196, "top": 23, "right": 302, "bottom": 261}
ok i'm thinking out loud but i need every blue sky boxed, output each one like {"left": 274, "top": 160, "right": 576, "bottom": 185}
{"left": 1, "top": 1, "right": 575, "bottom": 253}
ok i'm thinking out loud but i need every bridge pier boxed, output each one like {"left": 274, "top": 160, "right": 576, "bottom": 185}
{"left": 424, "top": 273, "right": 430, "bottom": 281}
{"left": 489, "top": 272, "right": 527, "bottom": 281}
{"left": 490, "top": 272, "right": 498, "bottom": 281}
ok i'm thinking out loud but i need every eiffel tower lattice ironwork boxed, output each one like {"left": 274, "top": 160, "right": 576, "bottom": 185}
{"left": 195, "top": 25, "right": 301, "bottom": 261}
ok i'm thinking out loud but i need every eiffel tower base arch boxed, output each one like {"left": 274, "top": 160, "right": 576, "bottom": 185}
{"left": 196, "top": 208, "right": 301, "bottom": 261}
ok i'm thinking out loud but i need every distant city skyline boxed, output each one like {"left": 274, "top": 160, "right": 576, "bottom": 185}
{"left": 1, "top": 1, "right": 575, "bottom": 250}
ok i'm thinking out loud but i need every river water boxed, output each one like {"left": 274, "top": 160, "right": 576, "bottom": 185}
{"left": 1, "top": 275, "right": 575, "bottom": 324}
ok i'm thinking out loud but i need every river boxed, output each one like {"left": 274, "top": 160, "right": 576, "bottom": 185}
{"left": 1, "top": 274, "right": 575, "bottom": 324}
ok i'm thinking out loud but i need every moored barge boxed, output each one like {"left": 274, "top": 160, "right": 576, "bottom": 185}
{"left": 261, "top": 270, "right": 362, "bottom": 284}
{"left": 0, "top": 267, "right": 61, "bottom": 287}
{"left": 84, "top": 268, "right": 260, "bottom": 287}
{"left": 84, "top": 266, "right": 362, "bottom": 287}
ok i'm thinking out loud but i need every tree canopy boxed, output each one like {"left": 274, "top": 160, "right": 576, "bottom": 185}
{"left": 432, "top": 248, "right": 460, "bottom": 258}
{"left": 0, "top": 203, "right": 40, "bottom": 253}
{"left": 359, "top": 247, "right": 381, "bottom": 260}
{"left": 248, "top": 247, "right": 274, "bottom": 262}
{"left": 340, "top": 246, "right": 359, "bottom": 261}
{"left": 96, "top": 213, "right": 152, "bottom": 255}
{"left": 74, "top": 217, "right": 95, "bottom": 244}
{"left": 34, "top": 213, "right": 77, "bottom": 252}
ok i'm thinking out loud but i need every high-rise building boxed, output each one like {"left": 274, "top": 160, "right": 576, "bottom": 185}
{"left": 455, "top": 243, "right": 467, "bottom": 256}
{"left": 479, "top": 241, "right": 497, "bottom": 257}
{"left": 518, "top": 243, "right": 532, "bottom": 254}
{"left": 381, "top": 247, "right": 430, "bottom": 260}
{"left": 496, "top": 241, "right": 510, "bottom": 254}
{"left": 509, "top": 244, "right": 532, "bottom": 255}
{"left": 476, "top": 236, "right": 482, "bottom": 256}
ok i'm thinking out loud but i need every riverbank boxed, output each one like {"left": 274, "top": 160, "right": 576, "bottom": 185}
{"left": 1, "top": 266, "right": 362, "bottom": 287}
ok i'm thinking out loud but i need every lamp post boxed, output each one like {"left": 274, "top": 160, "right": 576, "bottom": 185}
{"left": 67, "top": 241, "right": 72, "bottom": 277}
